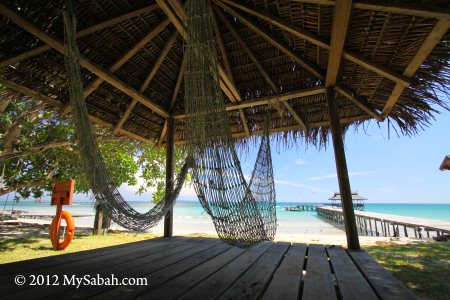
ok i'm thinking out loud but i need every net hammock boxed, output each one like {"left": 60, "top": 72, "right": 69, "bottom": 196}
{"left": 184, "top": 0, "right": 277, "bottom": 247}
{"left": 63, "top": 6, "right": 190, "bottom": 231}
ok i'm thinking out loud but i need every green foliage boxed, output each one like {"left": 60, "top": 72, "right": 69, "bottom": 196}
{"left": 0, "top": 95, "right": 187, "bottom": 202}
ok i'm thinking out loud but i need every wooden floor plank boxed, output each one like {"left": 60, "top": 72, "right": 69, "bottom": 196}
{"left": 178, "top": 241, "right": 272, "bottom": 300}
{"left": 140, "top": 246, "right": 246, "bottom": 299}
{"left": 261, "top": 243, "right": 306, "bottom": 300}
{"left": 302, "top": 244, "right": 337, "bottom": 300}
{"left": 218, "top": 242, "right": 290, "bottom": 300}
{"left": 348, "top": 249, "right": 418, "bottom": 300}
{"left": 91, "top": 241, "right": 230, "bottom": 299}
{"left": 327, "top": 247, "right": 377, "bottom": 300}
{"left": 0, "top": 236, "right": 172, "bottom": 276}
{"left": 1, "top": 237, "right": 210, "bottom": 298}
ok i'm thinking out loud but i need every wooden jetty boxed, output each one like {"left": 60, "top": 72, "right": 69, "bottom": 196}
{"left": 0, "top": 236, "right": 417, "bottom": 300}
{"left": 284, "top": 204, "right": 317, "bottom": 211}
{"left": 317, "top": 207, "right": 450, "bottom": 238}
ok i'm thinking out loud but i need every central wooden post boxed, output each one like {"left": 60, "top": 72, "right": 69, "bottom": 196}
{"left": 164, "top": 115, "right": 174, "bottom": 237}
{"left": 326, "top": 87, "right": 360, "bottom": 250}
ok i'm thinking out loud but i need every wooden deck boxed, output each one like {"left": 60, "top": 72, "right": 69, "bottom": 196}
{"left": 0, "top": 237, "right": 416, "bottom": 300}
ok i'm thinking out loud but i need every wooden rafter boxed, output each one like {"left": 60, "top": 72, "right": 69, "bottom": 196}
{"left": 220, "top": 0, "right": 409, "bottom": 87}
{"left": 0, "top": 4, "right": 160, "bottom": 68}
{"left": 353, "top": 1, "right": 450, "bottom": 20}
{"left": 158, "top": 56, "right": 186, "bottom": 145}
{"left": 175, "top": 115, "right": 372, "bottom": 145}
{"left": 174, "top": 87, "right": 326, "bottom": 119}
{"left": 0, "top": 79, "right": 154, "bottom": 144}
{"left": 325, "top": 0, "right": 383, "bottom": 122}
{"left": 326, "top": 0, "right": 352, "bottom": 87}
{"left": 290, "top": 0, "right": 450, "bottom": 20}
{"left": 381, "top": 20, "right": 450, "bottom": 118}
{"left": 209, "top": 2, "right": 235, "bottom": 86}
{"left": 0, "top": 3, "right": 169, "bottom": 119}
{"left": 214, "top": 0, "right": 325, "bottom": 80}
{"left": 215, "top": 5, "right": 306, "bottom": 130}
{"left": 215, "top": 7, "right": 278, "bottom": 93}
{"left": 114, "top": 31, "right": 179, "bottom": 133}
{"left": 335, "top": 86, "right": 383, "bottom": 122}
{"left": 0, "top": 78, "right": 62, "bottom": 108}
{"left": 83, "top": 18, "right": 171, "bottom": 98}
{"left": 156, "top": 0, "right": 241, "bottom": 103}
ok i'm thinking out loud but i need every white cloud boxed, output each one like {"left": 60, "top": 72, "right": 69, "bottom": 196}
{"left": 295, "top": 158, "right": 308, "bottom": 165}
{"left": 306, "top": 171, "right": 374, "bottom": 181}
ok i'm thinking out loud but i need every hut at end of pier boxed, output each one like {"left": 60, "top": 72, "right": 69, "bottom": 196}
{"left": 329, "top": 192, "right": 368, "bottom": 211}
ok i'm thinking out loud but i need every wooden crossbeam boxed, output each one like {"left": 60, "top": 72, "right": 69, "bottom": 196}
{"left": 174, "top": 87, "right": 326, "bottom": 119}
{"left": 335, "top": 86, "right": 383, "bottom": 122}
{"left": 83, "top": 18, "right": 171, "bottom": 98}
{"left": 209, "top": 2, "right": 235, "bottom": 86}
{"left": 381, "top": 20, "right": 450, "bottom": 118}
{"left": 0, "top": 78, "right": 62, "bottom": 108}
{"left": 215, "top": 6, "right": 307, "bottom": 130}
{"left": 0, "top": 3, "right": 169, "bottom": 119}
{"left": 174, "top": 115, "right": 371, "bottom": 145}
{"left": 290, "top": 0, "right": 450, "bottom": 20}
{"left": 353, "top": 1, "right": 450, "bottom": 20}
{"left": 0, "top": 79, "right": 154, "bottom": 144}
{"left": 157, "top": 56, "right": 186, "bottom": 145}
{"left": 215, "top": 7, "right": 278, "bottom": 93}
{"left": 214, "top": 0, "right": 324, "bottom": 80}
{"left": 326, "top": 0, "right": 353, "bottom": 87}
{"left": 220, "top": 0, "right": 409, "bottom": 87}
{"left": 115, "top": 31, "right": 179, "bottom": 133}
{"left": 0, "top": 4, "right": 160, "bottom": 68}
{"left": 156, "top": 0, "right": 241, "bottom": 102}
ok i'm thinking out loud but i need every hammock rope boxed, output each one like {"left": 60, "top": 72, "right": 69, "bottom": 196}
{"left": 184, "top": 0, "right": 277, "bottom": 247}
{"left": 63, "top": 7, "right": 190, "bottom": 231}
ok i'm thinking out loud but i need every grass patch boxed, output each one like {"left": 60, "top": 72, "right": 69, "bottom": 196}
{"left": 366, "top": 242, "right": 450, "bottom": 300}
{"left": 0, "top": 232, "right": 161, "bottom": 264}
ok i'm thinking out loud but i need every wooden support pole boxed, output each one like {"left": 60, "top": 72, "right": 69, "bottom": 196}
{"left": 326, "top": 87, "right": 360, "bottom": 250}
{"left": 164, "top": 115, "right": 174, "bottom": 237}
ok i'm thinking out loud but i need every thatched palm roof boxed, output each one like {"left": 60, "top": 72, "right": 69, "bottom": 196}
{"left": 0, "top": 0, "right": 449, "bottom": 147}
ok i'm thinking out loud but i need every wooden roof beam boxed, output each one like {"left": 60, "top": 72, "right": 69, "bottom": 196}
{"left": 214, "top": 0, "right": 325, "bottom": 80}
{"left": 215, "top": 6, "right": 307, "bottom": 130}
{"left": 326, "top": 0, "right": 352, "bottom": 87}
{"left": 353, "top": 1, "right": 450, "bottom": 20}
{"left": 174, "top": 87, "right": 326, "bottom": 119}
{"left": 115, "top": 31, "right": 179, "bottom": 133}
{"left": 0, "top": 79, "right": 154, "bottom": 144}
{"left": 83, "top": 17, "right": 171, "bottom": 98}
{"left": 219, "top": 0, "right": 409, "bottom": 87}
{"left": 158, "top": 56, "right": 186, "bottom": 146}
{"left": 174, "top": 114, "right": 371, "bottom": 145}
{"left": 215, "top": 6, "right": 278, "bottom": 93}
{"left": 156, "top": 0, "right": 241, "bottom": 103}
{"left": 0, "top": 78, "right": 62, "bottom": 108}
{"left": 0, "top": 3, "right": 169, "bottom": 119}
{"left": 0, "top": 4, "right": 160, "bottom": 68}
{"left": 336, "top": 86, "right": 383, "bottom": 122}
{"left": 381, "top": 20, "right": 450, "bottom": 118}
{"left": 290, "top": 0, "right": 450, "bottom": 20}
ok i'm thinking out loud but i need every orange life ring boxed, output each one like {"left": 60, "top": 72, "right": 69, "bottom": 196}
{"left": 50, "top": 210, "right": 75, "bottom": 250}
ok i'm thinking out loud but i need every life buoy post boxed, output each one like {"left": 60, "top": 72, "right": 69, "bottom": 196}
{"left": 50, "top": 180, "right": 75, "bottom": 250}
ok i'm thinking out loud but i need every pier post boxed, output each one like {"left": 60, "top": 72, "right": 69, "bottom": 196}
{"left": 326, "top": 87, "right": 360, "bottom": 249}
{"left": 164, "top": 115, "right": 174, "bottom": 238}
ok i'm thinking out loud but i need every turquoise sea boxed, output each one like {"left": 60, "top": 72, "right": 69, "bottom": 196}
{"left": 2, "top": 200, "right": 449, "bottom": 222}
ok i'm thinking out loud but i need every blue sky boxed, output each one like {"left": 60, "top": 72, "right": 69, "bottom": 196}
{"left": 118, "top": 108, "right": 450, "bottom": 204}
